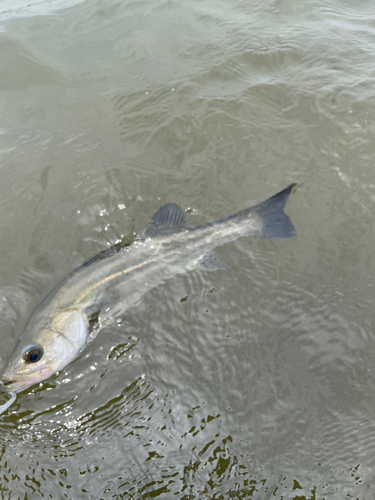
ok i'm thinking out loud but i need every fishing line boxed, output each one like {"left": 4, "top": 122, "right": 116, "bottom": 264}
{"left": 0, "top": 391, "right": 17, "bottom": 415}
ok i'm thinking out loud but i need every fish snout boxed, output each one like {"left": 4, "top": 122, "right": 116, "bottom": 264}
{"left": 0, "top": 377, "right": 17, "bottom": 392}
{"left": 1, "top": 379, "right": 15, "bottom": 386}
{"left": 0, "top": 365, "right": 53, "bottom": 392}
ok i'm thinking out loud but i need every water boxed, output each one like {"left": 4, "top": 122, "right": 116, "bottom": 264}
{"left": 0, "top": 0, "right": 375, "bottom": 497}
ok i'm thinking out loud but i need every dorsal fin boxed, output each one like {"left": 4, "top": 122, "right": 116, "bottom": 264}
{"left": 142, "top": 203, "right": 187, "bottom": 238}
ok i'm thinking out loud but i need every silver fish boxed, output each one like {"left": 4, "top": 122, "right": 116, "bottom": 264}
{"left": 1, "top": 184, "right": 296, "bottom": 393}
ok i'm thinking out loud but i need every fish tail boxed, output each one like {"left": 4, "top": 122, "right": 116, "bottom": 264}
{"left": 249, "top": 183, "right": 297, "bottom": 238}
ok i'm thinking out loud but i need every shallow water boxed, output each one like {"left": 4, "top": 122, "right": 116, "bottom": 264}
{"left": 1, "top": 0, "right": 375, "bottom": 498}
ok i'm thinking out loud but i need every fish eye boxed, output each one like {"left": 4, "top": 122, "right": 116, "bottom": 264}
{"left": 23, "top": 345, "right": 44, "bottom": 364}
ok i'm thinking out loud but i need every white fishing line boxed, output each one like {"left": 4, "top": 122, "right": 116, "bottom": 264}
{"left": 0, "top": 391, "right": 16, "bottom": 415}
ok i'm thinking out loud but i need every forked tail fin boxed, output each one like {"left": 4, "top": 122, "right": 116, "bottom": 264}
{"left": 252, "top": 183, "right": 297, "bottom": 238}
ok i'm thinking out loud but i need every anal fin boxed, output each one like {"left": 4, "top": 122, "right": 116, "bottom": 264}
{"left": 195, "top": 251, "right": 226, "bottom": 271}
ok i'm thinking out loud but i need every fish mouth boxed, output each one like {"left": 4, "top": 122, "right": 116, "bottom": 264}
{"left": 1, "top": 366, "right": 52, "bottom": 392}
{"left": 0, "top": 378, "right": 30, "bottom": 393}
{"left": 2, "top": 379, "right": 15, "bottom": 386}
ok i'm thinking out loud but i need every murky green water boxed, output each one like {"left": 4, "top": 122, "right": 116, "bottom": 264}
{"left": 1, "top": 0, "right": 375, "bottom": 498}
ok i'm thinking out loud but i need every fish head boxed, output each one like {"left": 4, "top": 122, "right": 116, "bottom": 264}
{"left": 1, "top": 308, "right": 88, "bottom": 393}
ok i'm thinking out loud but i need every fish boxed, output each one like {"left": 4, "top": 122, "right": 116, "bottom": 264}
{"left": 0, "top": 183, "right": 296, "bottom": 394}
